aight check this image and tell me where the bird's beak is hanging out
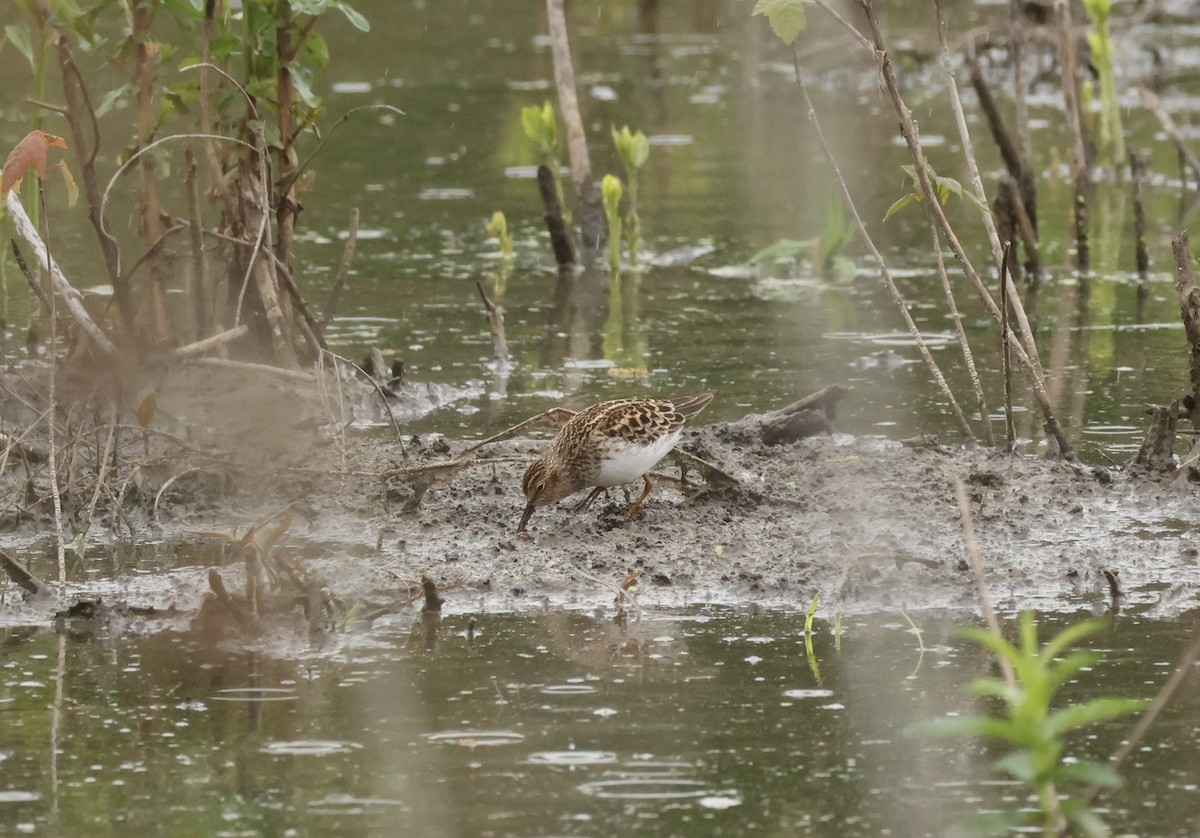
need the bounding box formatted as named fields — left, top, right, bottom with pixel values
left=517, top=501, right=536, bottom=533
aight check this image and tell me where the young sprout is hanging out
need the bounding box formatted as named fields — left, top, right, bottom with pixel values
left=484, top=210, right=513, bottom=259
left=522, top=102, right=566, bottom=217
left=611, top=125, right=649, bottom=264
left=601, top=173, right=623, bottom=273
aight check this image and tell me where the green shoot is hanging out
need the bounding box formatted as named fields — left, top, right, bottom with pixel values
left=804, top=591, right=822, bottom=684
left=1083, top=0, right=1125, bottom=165
left=522, top=101, right=566, bottom=220
left=484, top=210, right=513, bottom=258
left=601, top=174, right=623, bottom=273
left=611, top=125, right=649, bottom=265
left=910, top=612, right=1147, bottom=835
left=884, top=163, right=990, bottom=222
left=901, top=608, right=925, bottom=675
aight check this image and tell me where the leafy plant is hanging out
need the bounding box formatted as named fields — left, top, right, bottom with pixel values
left=748, top=0, right=812, bottom=46
left=750, top=190, right=856, bottom=282
left=8, top=0, right=372, bottom=363
left=884, top=163, right=990, bottom=222
left=522, top=101, right=566, bottom=218
left=601, top=174, right=623, bottom=273
left=611, top=125, right=649, bottom=264
left=1083, top=0, right=1125, bottom=166
left=912, top=612, right=1146, bottom=836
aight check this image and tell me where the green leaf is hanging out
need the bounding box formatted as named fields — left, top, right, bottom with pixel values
left=992, top=751, right=1036, bottom=783
left=883, top=192, right=919, bottom=222
left=751, top=0, right=808, bottom=46
left=829, top=255, right=857, bottom=284
left=301, top=30, right=330, bottom=69
left=750, top=239, right=811, bottom=263
left=1040, top=618, right=1107, bottom=660
left=4, top=24, right=34, bottom=69
left=905, top=714, right=1019, bottom=742
left=334, top=1, right=371, bottom=32
left=1058, top=759, right=1125, bottom=788
left=94, top=83, right=133, bottom=118
left=1046, top=697, right=1146, bottom=737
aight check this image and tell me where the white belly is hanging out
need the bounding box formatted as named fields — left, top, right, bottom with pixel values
left=593, top=430, right=682, bottom=487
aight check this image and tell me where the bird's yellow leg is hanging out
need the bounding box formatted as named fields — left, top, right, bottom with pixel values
left=573, top=486, right=606, bottom=513
left=624, top=475, right=653, bottom=520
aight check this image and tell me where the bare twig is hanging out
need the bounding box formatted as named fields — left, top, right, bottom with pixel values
left=953, top=478, right=1015, bottom=686
left=321, top=207, right=359, bottom=329
left=792, top=56, right=976, bottom=444
left=171, top=325, right=250, bottom=359
left=476, top=280, right=510, bottom=370
left=184, top=144, right=213, bottom=339
left=545, top=0, right=606, bottom=256
left=6, top=192, right=120, bottom=359
left=1130, top=152, right=1150, bottom=282
left=933, top=225, right=994, bottom=446
left=850, top=1, right=1072, bottom=457
left=1001, top=242, right=1016, bottom=452
left=1138, top=87, right=1200, bottom=188
left=0, top=546, right=51, bottom=597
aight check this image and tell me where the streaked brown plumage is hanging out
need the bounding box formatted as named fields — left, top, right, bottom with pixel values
left=518, top=391, right=715, bottom=532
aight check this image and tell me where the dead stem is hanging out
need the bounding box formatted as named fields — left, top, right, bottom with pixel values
left=850, top=1, right=1072, bottom=457
left=1139, top=87, right=1200, bottom=187
left=1054, top=0, right=1091, bottom=274
left=932, top=223, right=995, bottom=446
left=322, top=207, right=359, bottom=330
left=791, top=55, right=976, bottom=444
left=1001, top=243, right=1016, bottom=452
left=933, top=0, right=1005, bottom=265
left=953, top=478, right=1015, bottom=686
left=545, top=0, right=606, bottom=256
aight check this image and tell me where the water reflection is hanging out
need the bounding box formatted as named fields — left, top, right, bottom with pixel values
left=2, top=607, right=1199, bottom=835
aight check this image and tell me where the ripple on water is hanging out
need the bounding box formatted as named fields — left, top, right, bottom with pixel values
left=307, top=793, right=411, bottom=815
left=0, top=791, right=40, bottom=803
left=539, top=684, right=599, bottom=696
left=527, top=750, right=618, bottom=766
left=263, top=740, right=363, bottom=756
left=210, top=687, right=299, bottom=703
left=423, top=730, right=525, bottom=747
left=577, top=777, right=714, bottom=800
left=782, top=688, right=835, bottom=699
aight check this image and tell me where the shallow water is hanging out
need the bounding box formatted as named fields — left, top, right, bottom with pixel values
left=1, top=606, right=1198, bottom=836
left=0, top=2, right=1198, bottom=461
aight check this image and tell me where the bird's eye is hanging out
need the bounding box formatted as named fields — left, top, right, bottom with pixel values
left=536, top=482, right=546, bottom=494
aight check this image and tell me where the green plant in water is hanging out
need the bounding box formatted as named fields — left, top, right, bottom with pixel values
left=1083, top=0, right=1125, bottom=165
left=750, top=190, right=856, bottom=282
left=485, top=211, right=513, bottom=258
left=601, top=174, right=623, bottom=273
left=611, top=125, right=649, bottom=264
left=522, top=101, right=566, bottom=217
left=884, top=163, right=990, bottom=222
left=911, top=612, right=1146, bottom=836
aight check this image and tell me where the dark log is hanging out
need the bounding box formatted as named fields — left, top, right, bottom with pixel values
left=724, top=385, right=851, bottom=446
left=537, top=164, right=576, bottom=268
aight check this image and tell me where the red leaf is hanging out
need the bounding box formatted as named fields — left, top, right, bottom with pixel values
left=1, top=131, right=68, bottom=198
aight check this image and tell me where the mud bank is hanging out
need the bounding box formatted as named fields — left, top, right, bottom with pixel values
left=6, top=407, right=1200, bottom=626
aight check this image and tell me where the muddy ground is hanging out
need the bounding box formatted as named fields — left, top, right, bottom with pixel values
left=3, top=363, right=1200, bottom=626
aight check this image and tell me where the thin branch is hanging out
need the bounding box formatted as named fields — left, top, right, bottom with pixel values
left=5, top=191, right=120, bottom=359
left=954, top=478, right=1015, bottom=686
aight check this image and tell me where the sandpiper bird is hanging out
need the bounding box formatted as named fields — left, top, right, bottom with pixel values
left=517, top=390, right=715, bottom=532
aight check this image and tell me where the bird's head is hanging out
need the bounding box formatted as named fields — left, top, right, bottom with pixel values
left=517, top=457, right=580, bottom=532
